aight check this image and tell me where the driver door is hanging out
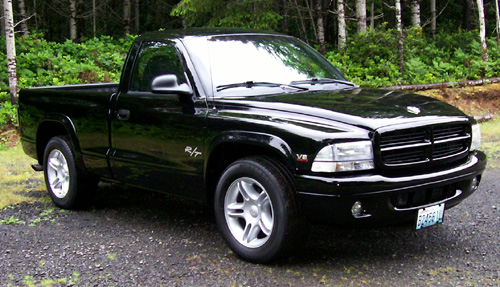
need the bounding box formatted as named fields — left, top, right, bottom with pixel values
left=110, top=41, right=207, bottom=199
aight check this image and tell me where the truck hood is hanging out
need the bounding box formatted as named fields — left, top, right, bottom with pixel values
left=215, top=88, right=470, bottom=131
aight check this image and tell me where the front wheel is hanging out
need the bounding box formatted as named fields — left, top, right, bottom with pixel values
left=214, top=157, right=307, bottom=263
left=43, top=136, right=97, bottom=209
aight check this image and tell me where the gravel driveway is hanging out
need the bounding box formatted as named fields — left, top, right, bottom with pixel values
left=1, top=168, right=498, bottom=286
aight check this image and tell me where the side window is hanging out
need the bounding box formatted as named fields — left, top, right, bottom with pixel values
left=129, top=41, right=187, bottom=92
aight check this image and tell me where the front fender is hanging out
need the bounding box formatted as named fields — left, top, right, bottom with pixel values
left=207, top=130, right=296, bottom=170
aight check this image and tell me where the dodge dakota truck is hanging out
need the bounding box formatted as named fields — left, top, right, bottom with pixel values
left=19, top=29, right=487, bottom=263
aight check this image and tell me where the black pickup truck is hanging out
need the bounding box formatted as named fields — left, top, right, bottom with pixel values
left=19, top=29, right=486, bottom=263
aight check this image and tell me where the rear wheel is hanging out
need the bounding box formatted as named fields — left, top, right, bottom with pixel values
left=43, top=136, right=97, bottom=209
left=214, top=157, right=307, bottom=263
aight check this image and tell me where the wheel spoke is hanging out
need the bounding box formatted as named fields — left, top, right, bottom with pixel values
left=257, top=192, right=269, bottom=207
left=237, top=181, right=251, bottom=201
left=48, top=157, right=60, bottom=170
left=259, top=218, right=272, bottom=236
left=226, top=202, right=245, bottom=218
left=243, top=222, right=261, bottom=244
left=239, top=180, right=260, bottom=201
left=51, top=178, right=61, bottom=189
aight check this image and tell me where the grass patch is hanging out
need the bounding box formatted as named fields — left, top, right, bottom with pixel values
left=0, top=144, right=45, bottom=209
left=480, top=118, right=500, bottom=168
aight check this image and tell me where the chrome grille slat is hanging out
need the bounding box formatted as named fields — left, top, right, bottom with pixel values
left=379, top=124, right=470, bottom=167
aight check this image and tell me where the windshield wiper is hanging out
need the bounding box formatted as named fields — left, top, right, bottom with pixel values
left=216, top=81, right=308, bottom=92
left=291, top=78, right=356, bottom=87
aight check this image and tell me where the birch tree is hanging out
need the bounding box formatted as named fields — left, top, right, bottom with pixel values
left=316, top=0, right=326, bottom=54
left=135, top=0, right=140, bottom=34
left=338, top=0, right=346, bottom=49
left=495, top=0, right=500, bottom=46
left=18, top=0, right=29, bottom=35
left=395, top=0, right=404, bottom=76
left=356, top=0, right=366, bottom=33
left=69, top=0, right=77, bottom=40
left=476, top=0, right=488, bottom=61
left=3, top=0, right=18, bottom=104
left=430, top=0, right=436, bottom=38
left=410, top=0, right=421, bottom=28
left=0, top=1, right=4, bottom=37
left=124, top=0, right=131, bottom=36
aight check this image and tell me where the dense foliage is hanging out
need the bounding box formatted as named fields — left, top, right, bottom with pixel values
left=328, top=27, right=500, bottom=87
left=0, top=33, right=135, bottom=91
left=0, top=92, right=16, bottom=127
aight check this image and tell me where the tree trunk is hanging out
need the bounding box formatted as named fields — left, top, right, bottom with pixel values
left=430, top=0, right=436, bottom=38
left=356, top=0, right=366, bottom=33
left=338, top=0, right=346, bottom=49
left=477, top=0, right=488, bottom=61
left=92, top=0, right=96, bottom=38
left=33, top=0, right=38, bottom=30
left=124, top=0, right=131, bottom=36
left=410, top=0, right=421, bottom=28
left=3, top=0, right=18, bottom=104
left=495, top=0, right=500, bottom=46
left=395, top=0, right=404, bottom=76
left=383, top=77, right=500, bottom=91
left=135, top=0, right=140, bottom=34
left=463, top=0, right=472, bottom=30
left=18, top=0, right=29, bottom=35
left=69, top=0, right=77, bottom=41
left=316, top=0, right=325, bottom=54
left=293, top=0, right=308, bottom=43
left=370, top=1, right=375, bottom=30
left=0, top=1, right=4, bottom=38
left=304, top=0, right=317, bottom=42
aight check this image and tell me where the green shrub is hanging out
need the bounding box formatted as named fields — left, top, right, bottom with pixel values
left=0, top=33, right=136, bottom=90
left=0, top=92, right=17, bottom=126
left=327, top=27, right=500, bottom=87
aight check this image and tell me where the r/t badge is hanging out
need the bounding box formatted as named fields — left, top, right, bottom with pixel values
left=185, top=146, right=202, bottom=157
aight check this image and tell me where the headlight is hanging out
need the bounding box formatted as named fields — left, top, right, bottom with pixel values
left=470, top=124, right=481, bottom=151
left=311, top=141, right=374, bottom=173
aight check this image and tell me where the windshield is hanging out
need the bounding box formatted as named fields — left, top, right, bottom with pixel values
left=206, top=34, right=350, bottom=97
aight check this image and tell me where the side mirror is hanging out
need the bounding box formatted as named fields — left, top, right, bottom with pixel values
left=151, top=74, right=192, bottom=95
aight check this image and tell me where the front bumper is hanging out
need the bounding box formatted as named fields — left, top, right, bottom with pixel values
left=295, top=151, right=487, bottom=226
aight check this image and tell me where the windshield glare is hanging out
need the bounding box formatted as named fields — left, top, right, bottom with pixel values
left=207, top=35, right=347, bottom=96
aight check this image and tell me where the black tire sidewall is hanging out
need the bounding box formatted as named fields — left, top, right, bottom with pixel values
left=214, top=158, right=293, bottom=263
left=43, top=136, right=79, bottom=209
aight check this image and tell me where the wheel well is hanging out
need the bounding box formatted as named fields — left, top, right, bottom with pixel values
left=205, top=142, right=293, bottom=206
left=36, top=122, right=69, bottom=164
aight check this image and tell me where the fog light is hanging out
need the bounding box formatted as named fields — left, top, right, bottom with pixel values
left=351, top=201, right=364, bottom=217
left=471, top=177, right=479, bottom=192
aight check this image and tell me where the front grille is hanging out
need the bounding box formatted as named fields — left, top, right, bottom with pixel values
left=379, top=124, right=470, bottom=167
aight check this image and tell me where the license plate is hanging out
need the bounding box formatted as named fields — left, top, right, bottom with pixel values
left=416, top=204, right=445, bottom=230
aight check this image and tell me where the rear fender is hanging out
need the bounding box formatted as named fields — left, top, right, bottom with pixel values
left=36, top=114, right=87, bottom=173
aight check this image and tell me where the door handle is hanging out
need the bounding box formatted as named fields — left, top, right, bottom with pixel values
left=116, top=109, right=130, bottom=121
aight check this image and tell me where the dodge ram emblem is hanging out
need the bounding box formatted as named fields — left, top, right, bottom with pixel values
left=407, top=106, right=421, bottom=115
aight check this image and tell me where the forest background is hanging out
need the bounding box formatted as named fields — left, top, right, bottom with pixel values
left=1, top=0, right=500, bottom=130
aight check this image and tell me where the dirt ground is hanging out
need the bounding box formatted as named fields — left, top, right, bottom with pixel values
left=0, top=124, right=18, bottom=148
left=415, top=83, right=500, bottom=117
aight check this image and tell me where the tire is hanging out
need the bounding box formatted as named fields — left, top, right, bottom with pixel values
left=214, top=157, right=307, bottom=263
left=43, top=136, right=97, bottom=209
